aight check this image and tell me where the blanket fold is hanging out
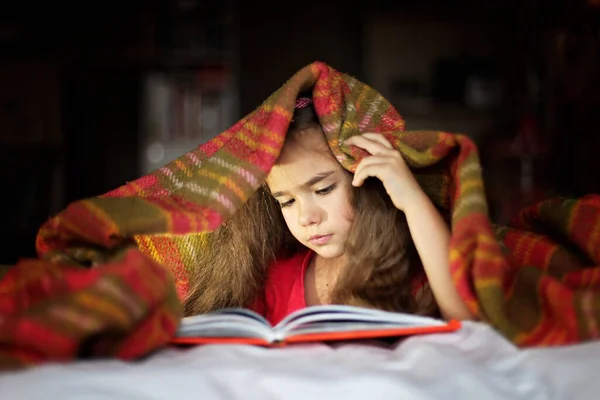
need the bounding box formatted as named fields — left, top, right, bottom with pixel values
left=1, top=61, right=599, bottom=370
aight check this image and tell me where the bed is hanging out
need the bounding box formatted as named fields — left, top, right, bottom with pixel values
left=1, top=321, right=598, bottom=399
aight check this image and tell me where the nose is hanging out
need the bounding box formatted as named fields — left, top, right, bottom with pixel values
left=298, top=201, right=322, bottom=227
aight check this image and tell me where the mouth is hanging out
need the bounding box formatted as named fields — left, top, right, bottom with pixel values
left=308, top=234, right=333, bottom=245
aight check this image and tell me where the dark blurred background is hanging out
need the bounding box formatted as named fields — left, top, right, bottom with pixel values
left=1, top=0, right=599, bottom=264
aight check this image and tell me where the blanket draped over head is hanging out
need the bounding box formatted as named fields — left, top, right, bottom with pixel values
left=1, top=61, right=599, bottom=370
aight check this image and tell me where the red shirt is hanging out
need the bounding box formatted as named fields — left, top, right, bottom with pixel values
left=251, top=250, right=313, bottom=326
left=251, top=250, right=428, bottom=326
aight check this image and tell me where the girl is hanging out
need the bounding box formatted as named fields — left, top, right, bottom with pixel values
left=184, top=96, right=474, bottom=324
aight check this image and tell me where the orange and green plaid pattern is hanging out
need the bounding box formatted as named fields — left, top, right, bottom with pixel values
left=1, top=62, right=599, bottom=370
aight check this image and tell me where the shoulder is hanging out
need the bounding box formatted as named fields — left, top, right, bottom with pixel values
left=268, top=249, right=311, bottom=279
left=264, top=249, right=312, bottom=296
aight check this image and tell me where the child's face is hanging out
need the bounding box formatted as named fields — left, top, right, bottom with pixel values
left=267, top=129, right=355, bottom=259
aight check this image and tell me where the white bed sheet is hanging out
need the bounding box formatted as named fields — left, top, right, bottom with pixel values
left=0, top=321, right=598, bottom=400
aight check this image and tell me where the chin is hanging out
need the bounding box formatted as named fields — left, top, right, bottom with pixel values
left=312, top=245, right=345, bottom=259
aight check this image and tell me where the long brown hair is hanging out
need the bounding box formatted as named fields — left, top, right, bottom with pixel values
left=184, top=98, right=437, bottom=317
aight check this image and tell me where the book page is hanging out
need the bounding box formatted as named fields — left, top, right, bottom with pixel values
left=274, top=305, right=446, bottom=338
left=211, top=308, right=272, bottom=325
left=176, top=308, right=274, bottom=340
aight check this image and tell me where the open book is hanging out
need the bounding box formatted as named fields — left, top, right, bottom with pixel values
left=170, top=305, right=461, bottom=346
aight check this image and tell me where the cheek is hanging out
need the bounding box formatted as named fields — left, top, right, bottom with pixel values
left=339, top=186, right=356, bottom=222
left=342, top=207, right=355, bottom=223
left=329, top=186, right=355, bottom=225
left=281, top=209, right=301, bottom=234
left=342, top=194, right=355, bottom=220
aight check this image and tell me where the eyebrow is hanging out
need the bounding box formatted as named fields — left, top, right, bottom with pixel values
left=271, top=170, right=336, bottom=198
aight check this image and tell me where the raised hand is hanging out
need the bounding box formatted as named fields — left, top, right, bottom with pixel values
left=345, top=133, right=425, bottom=212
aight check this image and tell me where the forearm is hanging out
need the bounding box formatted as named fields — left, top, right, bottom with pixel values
left=403, top=192, right=475, bottom=321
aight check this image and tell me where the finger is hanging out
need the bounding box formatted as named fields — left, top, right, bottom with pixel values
left=353, top=155, right=393, bottom=178
left=352, top=162, right=389, bottom=187
left=361, top=133, right=394, bottom=149
left=345, top=134, right=396, bottom=156
left=354, top=152, right=409, bottom=178
left=353, top=154, right=411, bottom=186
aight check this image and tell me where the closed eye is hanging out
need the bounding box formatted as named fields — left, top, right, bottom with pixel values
left=316, top=184, right=337, bottom=195
left=277, top=184, right=336, bottom=208
left=279, top=199, right=295, bottom=208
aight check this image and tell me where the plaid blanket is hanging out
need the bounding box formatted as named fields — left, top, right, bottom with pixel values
left=1, top=61, right=599, bottom=370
